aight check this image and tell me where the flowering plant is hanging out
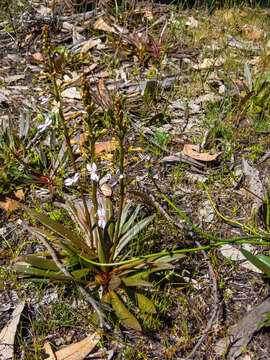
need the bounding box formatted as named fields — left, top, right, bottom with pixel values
left=13, top=25, right=186, bottom=332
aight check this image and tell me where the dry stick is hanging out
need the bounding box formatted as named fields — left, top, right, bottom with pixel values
left=133, top=190, right=185, bottom=231
left=24, top=224, right=110, bottom=330
left=184, top=240, right=219, bottom=360
left=132, top=190, right=219, bottom=358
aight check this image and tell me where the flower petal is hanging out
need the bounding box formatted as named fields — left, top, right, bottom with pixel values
left=91, top=173, right=99, bottom=182
left=64, top=178, right=73, bottom=186
left=98, top=219, right=106, bottom=229
left=73, top=173, right=80, bottom=183
left=86, top=163, right=92, bottom=172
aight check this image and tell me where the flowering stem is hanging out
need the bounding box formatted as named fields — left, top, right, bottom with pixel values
left=86, top=116, right=107, bottom=262
left=110, top=136, right=125, bottom=262
left=43, top=26, right=94, bottom=249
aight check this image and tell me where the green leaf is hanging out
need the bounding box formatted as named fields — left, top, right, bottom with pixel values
left=18, top=255, right=59, bottom=271
left=244, top=63, right=253, bottom=92
left=241, top=249, right=270, bottom=276
left=119, top=202, right=133, bottom=231
left=71, top=268, right=91, bottom=280
left=13, top=263, right=71, bottom=281
left=110, top=290, right=142, bottom=331
left=136, top=293, right=156, bottom=314
left=122, top=277, right=153, bottom=287
left=114, top=215, right=154, bottom=259
left=120, top=262, right=174, bottom=280
left=108, top=276, right=122, bottom=291
left=27, top=209, right=92, bottom=254
left=257, top=255, right=270, bottom=268
left=120, top=205, right=140, bottom=235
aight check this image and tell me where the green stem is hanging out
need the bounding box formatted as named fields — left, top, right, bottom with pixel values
left=87, top=123, right=106, bottom=260
left=47, top=52, right=94, bottom=249
left=109, top=136, right=125, bottom=262
left=79, top=237, right=270, bottom=267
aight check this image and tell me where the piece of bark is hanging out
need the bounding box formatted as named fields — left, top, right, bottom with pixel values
left=215, top=295, right=270, bottom=359
left=0, top=300, right=25, bottom=360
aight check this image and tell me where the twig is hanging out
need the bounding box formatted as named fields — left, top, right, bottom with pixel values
left=184, top=240, right=219, bottom=359
left=24, top=224, right=110, bottom=329
left=131, top=189, right=185, bottom=232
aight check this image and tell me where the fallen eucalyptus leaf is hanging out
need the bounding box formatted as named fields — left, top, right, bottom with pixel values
left=93, top=17, right=117, bottom=34
left=44, top=332, right=100, bottom=360
left=0, top=300, right=25, bottom=360
left=183, top=144, right=221, bottom=162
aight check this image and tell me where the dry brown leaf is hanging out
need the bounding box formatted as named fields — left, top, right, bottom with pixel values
left=80, top=39, right=101, bottom=55
left=0, top=190, right=24, bottom=213
left=193, top=57, right=224, bottom=70
left=246, top=29, right=265, bottom=40
left=0, top=301, right=25, bottom=360
left=100, top=184, right=112, bottom=197
left=33, top=52, right=44, bottom=62
left=14, top=189, right=24, bottom=201
left=183, top=144, right=221, bottom=162
left=62, top=87, right=81, bottom=100
left=44, top=342, right=56, bottom=360
left=239, top=11, right=248, bottom=17
left=134, top=7, right=153, bottom=20
left=95, top=140, right=116, bottom=155
left=95, top=71, right=110, bottom=78
left=25, top=33, right=33, bottom=42
left=223, top=10, right=233, bottom=21
left=98, top=78, right=106, bottom=100
left=44, top=333, right=101, bottom=360
left=93, top=17, right=117, bottom=34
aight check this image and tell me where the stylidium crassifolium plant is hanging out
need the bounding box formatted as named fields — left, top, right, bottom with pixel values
left=13, top=25, right=186, bottom=332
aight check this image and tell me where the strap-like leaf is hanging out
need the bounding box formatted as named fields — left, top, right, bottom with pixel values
left=257, top=255, right=270, bottom=268
left=13, top=263, right=72, bottom=281
left=114, top=215, right=154, bottom=259
left=18, top=255, right=59, bottom=271
left=120, top=205, right=140, bottom=235
left=109, top=276, right=122, bottom=291
left=110, top=290, right=142, bottom=331
left=26, top=209, right=91, bottom=253
left=119, top=202, right=133, bottom=231
left=241, top=249, right=270, bottom=276
left=136, top=293, right=156, bottom=314
left=244, top=63, right=253, bottom=92
left=122, top=277, right=153, bottom=287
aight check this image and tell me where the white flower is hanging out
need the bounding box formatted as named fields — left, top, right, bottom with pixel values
left=64, top=173, right=80, bottom=186
left=97, top=208, right=106, bottom=229
left=115, top=169, right=124, bottom=180
left=40, top=95, right=51, bottom=105
left=37, top=117, right=52, bottom=133
left=86, top=163, right=99, bottom=182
